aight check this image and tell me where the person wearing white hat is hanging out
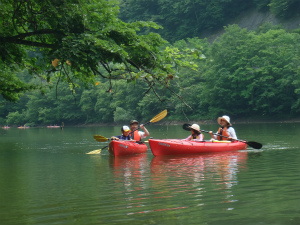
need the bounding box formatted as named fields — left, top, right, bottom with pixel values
left=111, top=125, right=132, bottom=140
left=184, top=124, right=204, bottom=141
left=209, top=115, right=237, bottom=140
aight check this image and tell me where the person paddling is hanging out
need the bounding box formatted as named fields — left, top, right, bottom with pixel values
left=111, top=126, right=132, bottom=140
left=129, top=120, right=149, bottom=141
left=209, top=115, right=237, bottom=141
left=184, top=124, right=204, bottom=141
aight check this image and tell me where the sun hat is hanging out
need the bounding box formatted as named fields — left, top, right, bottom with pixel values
left=189, top=124, right=200, bottom=132
left=217, top=115, right=231, bottom=126
left=122, top=125, right=130, bottom=132
left=130, top=120, right=139, bottom=125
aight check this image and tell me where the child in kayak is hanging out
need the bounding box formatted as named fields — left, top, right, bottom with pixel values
left=184, top=124, right=204, bottom=141
left=111, top=125, right=132, bottom=140
left=209, top=115, right=237, bottom=140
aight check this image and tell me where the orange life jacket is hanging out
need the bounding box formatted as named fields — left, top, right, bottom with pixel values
left=217, top=127, right=230, bottom=140
left=131, top=130, right=141, bottom=141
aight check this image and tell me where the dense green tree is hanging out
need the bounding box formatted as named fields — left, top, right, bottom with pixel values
left=0, top=0, right=201, bottom=103
left=1, top=0, right=299, bottom=125
left=120, top=0, right=254, bottom=42
left=0, top=67, right=35, bottom=102
left=269, top=0, right=300, bottom=19
left=199, top=25, right=300, bottom=118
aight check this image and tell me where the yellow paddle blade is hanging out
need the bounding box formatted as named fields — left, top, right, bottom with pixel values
left=86, top=149, right=102, bottom=154
left=150, top=109, right=167, bottom=123
left=93, top=135, right=109, bottom=142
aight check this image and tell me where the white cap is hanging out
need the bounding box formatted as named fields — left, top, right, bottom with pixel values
left=122, top=125, right=130, bottom=132
left=218, top=115, right=231, bottom=126
left=189, top=124, right=200, bottom=132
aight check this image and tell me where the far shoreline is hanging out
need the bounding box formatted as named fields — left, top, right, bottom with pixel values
left=73, top=118, right=300, bottom=127
left=3, top=118, right=299, bottom=128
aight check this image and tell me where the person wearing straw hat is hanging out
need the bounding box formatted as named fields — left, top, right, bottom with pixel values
left=129, top=120, right=149, bottom=141
left=111, top=125, right=132, bottom=140
left=209, top=115, right=237, bottom=141
left=184, top=124, right=204, bottom=141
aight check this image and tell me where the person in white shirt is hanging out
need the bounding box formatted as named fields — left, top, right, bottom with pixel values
left=209, top=115, right=237, bottom=141
left=129, top=120, right=149, bottom=141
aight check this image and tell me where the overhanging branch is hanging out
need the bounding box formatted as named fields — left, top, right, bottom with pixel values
left=0, top=38, right=55, bottom=48
left=0, top=29, right=64, bottom=48
left=11, top=29, right=64, bottom=39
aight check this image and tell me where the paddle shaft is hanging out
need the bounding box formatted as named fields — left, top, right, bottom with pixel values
left=86, top=140, right=148, bottom=154
left=182, top=123, right=262, bottom=149
left=205, top=129, right=262, bottom=149
left=129, top=109, right=167, bottom=134
left=200, top=129, right=242, bottom=142
left=129, top=119, right=153, bottom=134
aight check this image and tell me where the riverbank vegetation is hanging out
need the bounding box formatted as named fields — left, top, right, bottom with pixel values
left=1, top=0, right=299, bottom=126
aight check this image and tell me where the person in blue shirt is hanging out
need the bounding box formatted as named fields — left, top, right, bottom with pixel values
left=111, top=125, right=132, bottom=140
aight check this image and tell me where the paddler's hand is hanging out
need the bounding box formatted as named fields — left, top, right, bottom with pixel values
left=111, top=137, right=119, bottom=140
left=139, top=124, right=150, bottom=137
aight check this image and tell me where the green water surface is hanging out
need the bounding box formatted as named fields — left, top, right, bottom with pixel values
left=0, top=123, right=299, bottom=225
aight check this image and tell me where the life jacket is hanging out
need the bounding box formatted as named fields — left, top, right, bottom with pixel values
left=190, top=134, right=204, bottom=140
left=131, top=130, right=141, bottom=141
left=217, top=127, right=230, bottom=140
left=119, top=135, right=131, bottom=140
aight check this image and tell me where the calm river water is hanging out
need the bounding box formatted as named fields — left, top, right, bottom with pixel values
left=0, top=123, right=299, bottom=225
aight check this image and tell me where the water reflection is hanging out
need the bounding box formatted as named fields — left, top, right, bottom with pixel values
left=1, top=125, right=299, bottom=224
left=151, top=151, right=248, bottom=180
left=107, top=151, right=249, bottom=216
left=150, top=151, right=249, bottom=211
left=109, top=154, right=148, bottom=191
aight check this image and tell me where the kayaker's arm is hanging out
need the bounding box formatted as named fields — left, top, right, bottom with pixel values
left=111, top=136, right=120, bottom=140
left=209, top=131, right=215, bottom=139
left=209, top=130, right=235, bottom=141
left=140, top=124, right=149, bottom=137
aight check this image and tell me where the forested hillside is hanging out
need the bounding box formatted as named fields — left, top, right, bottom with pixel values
left=119, top=0, right=300, bottom=42
left=1, top=0, right=299, bottom=126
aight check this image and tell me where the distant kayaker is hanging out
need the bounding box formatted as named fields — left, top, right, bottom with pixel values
left=209, top=115, right=237, bottom=141
left=111, top=125, right=132, bottom=140
left=129, top=120, right=149, bottom=141
left=184, top=124, right=204, bottom=141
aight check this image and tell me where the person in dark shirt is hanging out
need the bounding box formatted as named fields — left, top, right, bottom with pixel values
left=111, top=125, right=132, bottom=140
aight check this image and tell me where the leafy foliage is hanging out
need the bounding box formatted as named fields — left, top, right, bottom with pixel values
left=199, top=25, right=300, bottom=117
left=0, top=0, right=201, bottom=103
left=119, top=0, right=254, bottom=42
left=269, top=0, right=300, bottom=19
left=1, top=1, right=299, bottom=125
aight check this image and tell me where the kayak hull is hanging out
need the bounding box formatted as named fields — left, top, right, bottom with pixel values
left=149, top=139, right=247, bottom=156
left=108, top=140, right=148, bottom=156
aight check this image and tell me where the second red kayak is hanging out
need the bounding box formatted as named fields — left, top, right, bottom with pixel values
left=108, top=140, right=148, bottom=156
left=149, top=139, right=247, bottom=156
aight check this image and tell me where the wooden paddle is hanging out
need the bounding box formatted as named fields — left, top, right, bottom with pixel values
left=86, top=110, right=168, bottom=154
left=182, top=123, right=262, bottom=149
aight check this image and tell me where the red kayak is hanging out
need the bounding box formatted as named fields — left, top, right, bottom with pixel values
left=149, top=139, right=247, bottom=156
left=108, top=140, right=148, bottom=156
